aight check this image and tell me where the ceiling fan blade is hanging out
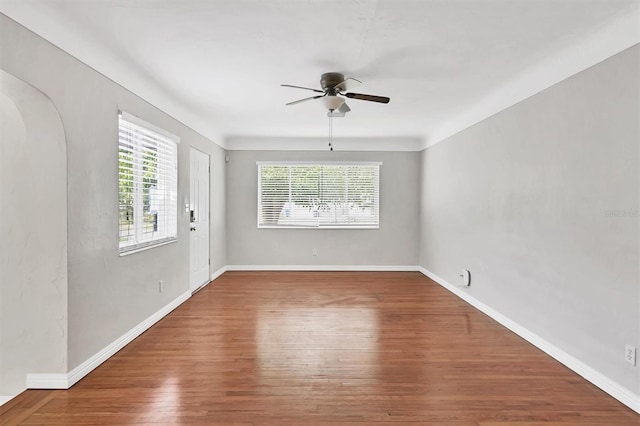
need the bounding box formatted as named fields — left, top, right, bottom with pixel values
left=281, top=84, right=324, bottom=93
left=344, top=92, right=390, bottom=103
left=285, top=94, right=324, bottom=106
left=335, top=77, right=362, bottom=92
left=338, top=102, right=351, bottom=113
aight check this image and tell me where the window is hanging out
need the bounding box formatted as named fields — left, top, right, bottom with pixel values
left=257, top=162, right=380, bottom=229
left=118, top=111, right=179, bottom=254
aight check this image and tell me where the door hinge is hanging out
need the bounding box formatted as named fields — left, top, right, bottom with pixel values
left=208, top=258, right=211, bottom=265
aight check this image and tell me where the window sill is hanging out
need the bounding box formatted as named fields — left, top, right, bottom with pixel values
left=119, top=238, right=177, bottom=256
left=258, top=225, right=379, bottom=230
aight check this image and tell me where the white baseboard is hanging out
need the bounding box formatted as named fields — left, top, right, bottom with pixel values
left=66, top=290, right=191, bottom=388
left=24, top=266, right=637, bottom=414
left=27, top=290, right=192, bottom=390
left=418, top=267, right=640, bottom=415
left=0, top=395, right=14, bottom=406
left=226, top=264, right=420, bottom=271
left=26, top=373, right=68, bottom=389
left=210, top=265, right=227, bottom=282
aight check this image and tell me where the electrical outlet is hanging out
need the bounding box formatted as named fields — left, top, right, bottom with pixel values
left=312, top=248, right=317, bottom=256
left=459, top=270, right=471, bottom=287
left=625, top=345, right=636, bottom=366
left=159, top=280, right=163, bottom=293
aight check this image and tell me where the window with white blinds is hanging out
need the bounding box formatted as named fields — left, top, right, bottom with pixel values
left=257, top=162, right=380, bottom=229
left=118, top=111, right=179, bottom=254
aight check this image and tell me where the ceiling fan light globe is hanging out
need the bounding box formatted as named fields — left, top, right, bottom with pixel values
left=322, top=95, right=345, bottom=111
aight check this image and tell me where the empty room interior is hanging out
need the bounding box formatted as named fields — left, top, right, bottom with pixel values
left=0, top=0, right=639, bottom=424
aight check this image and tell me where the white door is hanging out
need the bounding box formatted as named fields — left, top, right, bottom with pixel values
left=189, top=147, right=210, bottom=292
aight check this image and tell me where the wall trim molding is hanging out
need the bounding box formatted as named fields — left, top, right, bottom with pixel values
left=65, top=290, right=192, bottom=388
left=25, top=267, right=224, bottom=392
left=22, top=267, right=639, bottom=415
left=0, top=395, right=14, bottom=407
left=418, top=266, right=640, bottom=415
left=0, top=5, right=226, bottom=149
left=210, top=265, right=228, bottom=282
left=226, top=264, right=420, bottom=272
left=27, top=290, right=192, bottom=390
left=6, top=3, right=636, bottom=153
left=25, top=373, right=68, bottom=389
left=225, top=136, right=424, bottom=151
left=424, top=6, right=640, bottom=149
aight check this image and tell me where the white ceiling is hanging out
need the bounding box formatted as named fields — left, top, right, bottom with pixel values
left=1, top=0, right=639, bottom=150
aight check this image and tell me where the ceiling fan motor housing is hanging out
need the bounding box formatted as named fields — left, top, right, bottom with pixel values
left=321, top=72, right=345, bottom=94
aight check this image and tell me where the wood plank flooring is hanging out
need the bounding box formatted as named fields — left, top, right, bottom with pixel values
left=1, top=271, right=638, bottom=425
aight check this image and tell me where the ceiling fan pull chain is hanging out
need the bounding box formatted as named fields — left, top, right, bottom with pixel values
left=329, top=115, right=334, bottom=151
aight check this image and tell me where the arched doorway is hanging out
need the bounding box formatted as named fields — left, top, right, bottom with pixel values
left=0, top=70, right=68, bottom=402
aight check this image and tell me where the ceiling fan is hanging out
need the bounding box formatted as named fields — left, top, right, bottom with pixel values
left=282, top=72, right=390, bottom=117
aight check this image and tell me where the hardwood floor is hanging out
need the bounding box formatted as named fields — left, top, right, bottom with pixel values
left=1, top=271, right=638, bottom=425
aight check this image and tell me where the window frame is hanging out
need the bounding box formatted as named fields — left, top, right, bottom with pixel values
left=118, top=110, right=180, bottom=255
left=256, top=161, right=381, bottom=230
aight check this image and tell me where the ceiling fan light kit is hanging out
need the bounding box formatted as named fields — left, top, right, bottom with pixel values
left=322, top=95, right=345, bottom=111
left=328, top=102, right=351, bottom=118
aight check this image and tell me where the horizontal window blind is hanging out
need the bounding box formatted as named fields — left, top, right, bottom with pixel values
left=258, top=162, right=380, bottom=229
left=118, top=111, right=179, bottom=254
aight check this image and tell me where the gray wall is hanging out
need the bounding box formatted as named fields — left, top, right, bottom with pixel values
left=419, top=45, right=640, bottom=394
left=227, top=150, right=420, bottom=267
left=0, top=14, right=226, bottom=371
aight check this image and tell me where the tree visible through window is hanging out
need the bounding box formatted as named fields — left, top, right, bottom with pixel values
left=118, top=112, right=179, bottom=254
left=258, top=163, right=380, bottom=228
